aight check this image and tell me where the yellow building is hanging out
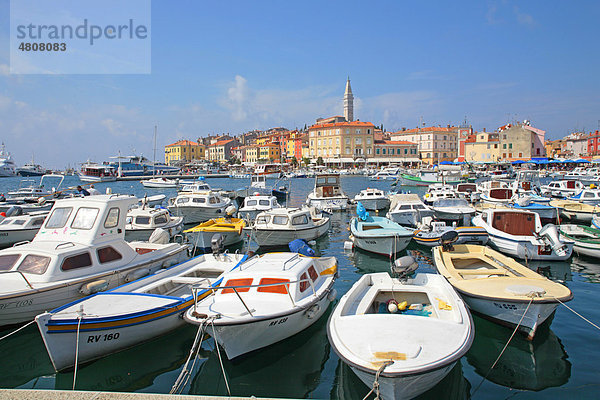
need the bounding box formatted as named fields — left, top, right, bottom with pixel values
left=164, top=140, right=204, bottom=165
left=259, top=144, right=280, bottom=161
left=390, top=126, right=458, bottom=165
left=246, top=146, right=259, bottom=163
left=464, top=131, right=500, bottom=163
left=308, top=120, right=375, bottom=161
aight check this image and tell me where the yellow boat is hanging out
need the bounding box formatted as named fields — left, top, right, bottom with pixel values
left=549, top=199, right=600, bottom=223
left=433, top=243, right=572, bottom=339
left=184, top=218, right=246, bottom=250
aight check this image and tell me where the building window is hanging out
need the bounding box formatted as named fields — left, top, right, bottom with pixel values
left=366, top=138, right=371, bottom=145
left=509, top=143, right=513, bottom=149
left=376, top=148, right=380, bottom=155
left=345, top=147, right=351, bottom=154
left=382, top=148, right=386, bottom=154
left=355, top=138, right=362, bottom=145
left=367, top=148, right=372, bottom=155
left=503, top=144, right=506, bottom=149
left=519, top=152, right=523, bottom=157
left=345, top=138, right=350, bottom=145
left=404, top=148, right=407, bottom=154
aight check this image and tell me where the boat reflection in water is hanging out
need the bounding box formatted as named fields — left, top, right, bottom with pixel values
left=190, top=308, right=331, bottom=398
left=527, top=260, right=573, bottom=283
left=350, top=244, right=435, bottom=275
left=55, top=325, right=197, bottom=392
left=332, top=357, right=471, bottom=400
left=0, top=324, right=54, bottom=388
left=466, top=315, right=571, bottom=391
left=571, top=255, right=600, bottom=283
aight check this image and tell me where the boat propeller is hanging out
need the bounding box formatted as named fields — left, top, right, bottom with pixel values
left=439, top=230, right=459, bottom=251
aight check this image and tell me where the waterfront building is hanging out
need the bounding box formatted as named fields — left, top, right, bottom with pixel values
left=390, top=126, right=458, bottom=165
left=207, top=139, right=240, bottom=162
left=373, top=140, right=419, bottom=163
left=164, top=139, right=205, bottom=165
left=308, top=120, right=375, bottom=162
left=497, top=121, right=546, bottom=161
left=464, top=130, right=500, bottom=163
left=259, top=143, right=281, bottom=162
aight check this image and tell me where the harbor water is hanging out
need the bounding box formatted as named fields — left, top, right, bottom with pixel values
left=0, top=175, right=599, bottom=399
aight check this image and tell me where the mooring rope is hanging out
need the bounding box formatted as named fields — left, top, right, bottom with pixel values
left=72, top=315, right=83, bottom=391
left=362, top=360, right=394, bottom=400
left=0, top=320, right=35, bottom=342
left=211, top=319, right=231, bottom=397
left=554, top=297, right=600, bottom=332
left=170, top=321, right=206, bottom=394
left=471, top=296, right=534, bottom=396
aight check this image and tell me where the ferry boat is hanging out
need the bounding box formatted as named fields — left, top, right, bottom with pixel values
left=254, top=163, right=282, bottom=178
left=78, top=161, right=117, bottom=182
left=109, top=154, right=180, bottom=177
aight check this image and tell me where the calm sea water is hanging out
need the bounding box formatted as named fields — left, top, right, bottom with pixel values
left=0, top=175, right=599, bottom=399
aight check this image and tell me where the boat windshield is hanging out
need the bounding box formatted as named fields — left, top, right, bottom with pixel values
left=433, top=199, right=469, bottom=207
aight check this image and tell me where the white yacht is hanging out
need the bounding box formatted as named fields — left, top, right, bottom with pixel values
left=423, top=183, right=458, bottom=206
left=167, top=190, right=233, bottom=224
left=238, top=193, right=281, bottom=221
left=540, top=180, right=585, bottom=198
left=125, top=206, right=184, bottom=242
left=0, top=210, right=48, bottom=248
left=0, top=194, right=189, bottom=326
left=387, top=194, right=434, bottom=227
left=306, top=174, right=349, bottom=211
left=0, top=143, right=17, bottom=177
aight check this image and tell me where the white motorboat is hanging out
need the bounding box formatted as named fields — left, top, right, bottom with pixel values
left=167, top=190, right=233, bottom=225
left=368, top=168, right=400, bottom=181
left=350, top=203, right=412, bottom=257
left=564, top=167, right=599, bottom=186
left=433, top=243, right=572, bottom=339
left=473, top=209, right=573, bottom=261
left=306, top=174, right=349, bottom=211
left=431, top=198, right=475, bottom=223
left=328, top=270, right=473, bottom=400
left=141, top=177, right=179, bottom=188
left=540, top=180, right=585, bottom=198
left=138, top=194, right=166, bottom=208
left=0, top=143, right=17, bottom=177
left=179, top=181, right=212, bottom=193
left=0, top=194, right=189, bottom=326
left=125, top=206, right=184, bottom=242
left=238, top=193, right=281, bottom=221
left=36, top=252, right=247, bottom=371
left=423, top=183, right=458, bottom=206
left=455, top=183, right=480, bottom=203
left=78, top=161, right=116, bottom=182
left=184, top=252, right=337, bottom=359
left=243, top=207, right=330, bottom=248
left=550, top=199, right=599, bottom=223
left=6, top=174, right=65, bottom=202
left=568, top=188, right=600, bottom=206
left=353, top=188, right=390, bottom=211
left=0, top=210, right=48, bottom=248
left=184, top=211, right=245, bottom=252
left=413, top=219, right=488, bottom=247
left=386, top=194, right=434, bottom=228
left=559, top=224, right=600, bottom=259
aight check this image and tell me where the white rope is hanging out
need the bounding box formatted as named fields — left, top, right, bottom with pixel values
left=170, top=321, right=206, bottom=394
left=362, top=360, right=393, bottom=400
left=555, top=297, right=600, bottom=332
left=211, top=320, right=231, bottom=397
left=471, top=297, right=534, bottom=396
left=0, top=320, right=35, bottom=341
left=72, top=316, right=82, bottom=390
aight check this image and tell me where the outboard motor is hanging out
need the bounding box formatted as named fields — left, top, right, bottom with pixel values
left=5, top=205, right=23, bottom=217
left=225, top=205, right=237, bottom=220
left=392, top=256, right=418, bottom=280
left=539, top=224, right=569, bottom=257
left=211, top=233, right=225, bottom=255
left=516, top=195, right=532, bottom=207
left=439, top=230, right=459, bottom=252
left=149, top=228, right=170, bottom=244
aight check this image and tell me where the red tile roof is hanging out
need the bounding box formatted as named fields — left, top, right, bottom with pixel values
left=392, top=126, right=458, bottom=134
left=209, top=139, right=235, bottom=147
left=375, top=140, right=417, bottom=145
left=309, top=121, right=375, bottom=129
left=165, top=139, right=199, bottom=147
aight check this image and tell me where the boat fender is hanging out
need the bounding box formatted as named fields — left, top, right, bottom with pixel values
left=305, top=304, right=321, bottom=319
left=397, top=300, right=408, bottom=311
left=79, top=279, right=108, bottom=295
left=327, top=288, right=337, bottom=302
left=387, top=299, right=399, bottom=313
left=125, top=268, right=151, bottom=282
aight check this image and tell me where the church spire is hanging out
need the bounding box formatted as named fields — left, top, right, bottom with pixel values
left=344, top=77, right=354, bottom=122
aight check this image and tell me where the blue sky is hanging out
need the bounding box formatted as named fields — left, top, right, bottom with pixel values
left=0, top=0, right=599, bottom=168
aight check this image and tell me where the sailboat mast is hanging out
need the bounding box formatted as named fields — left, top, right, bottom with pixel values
left=153, top=125, right=157, bottom=177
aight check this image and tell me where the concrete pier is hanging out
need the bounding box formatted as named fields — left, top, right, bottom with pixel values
left=0, top=389, right=274, bottom=400
left=116, top=174, right=229, bottom=181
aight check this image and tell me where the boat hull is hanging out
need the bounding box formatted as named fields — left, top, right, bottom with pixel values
left=124, top=222, right=183, bottom=242
left=388, top=209, right=435, bottom=228
left=243, top=219, right=330, bottom=247
left=0, top=248, right=188, bottom=326
left=352, top=362, right=456, bottom=400
left=185, top=230, right=243, bottom=251
left=352, top=234, right=412, bottom=257
left=168, top=205, right=229, bottom=225
left=414, top=227, right=489, bottom=247
left=354, top=198, right=390, bottom=211
left=306, top=196, right=349, bottom=211
left=208, top=291, right=332, bottom=360
left=487, top=233, right=573, bottom=261
left=0, top=228, right=39, bottom=248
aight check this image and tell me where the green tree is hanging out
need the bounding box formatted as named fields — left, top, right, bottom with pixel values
left=302, top=157, right=310, bottom=166
left=291, top=156, right=298, bottom=167
left=316, top=156, right=324, bottom=166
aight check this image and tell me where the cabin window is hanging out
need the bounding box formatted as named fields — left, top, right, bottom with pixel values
left=71, top=208, right=99, bottom=230
left=177, top=198, right=190, bottom=204
left=584, top=192, right=595, bottom=198
left=317, top=178, right=326, bottom=184
left=46, top=207, right=73, bottom=229
left=256, top=215, right=270, bottom=224
left=222, top=278, right=252, bottom=294
left=209, top=197, right=218, bottom=204
left=193, top=197, right=206, bottom=204
left=17, top=254, right=51, bottom=275
left=154, top=214, right=168, bottom=224
left=61, top=252, right=93, bottom=271
left=246, top=200, right=257, bottom=206
left=292, top=214, right=309, bottom=225
left=104, top=208, right=120, bottom=228
left=135, top=216, right=151, bottom=225
left=308, top=266, right=318, bottom=281
left=327, top=177, right=338, bottom=184
left=12, top=219, right=25, bottom=225
left=257, top=278, right=290, bottom=294
left=259, top=200, right=270, bottom=206
left=97, top=246, right=123, bottom=263
left=0, top=254, right=21, bottom=271
left=299, top=272, right=309, bottom=292
left=398, top=205, right=411, bottom=210
left=272, top=216, right=288, bottom=225
left=31, top=218, right=45, bottom=226
left=0, top=219, right=10, bottom=225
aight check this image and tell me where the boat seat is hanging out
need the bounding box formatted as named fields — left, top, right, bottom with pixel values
left=458, top=268, right=507, bottom=275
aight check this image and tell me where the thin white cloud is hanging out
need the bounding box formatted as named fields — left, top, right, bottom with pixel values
left=514, top=6, right=536, bottom=27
